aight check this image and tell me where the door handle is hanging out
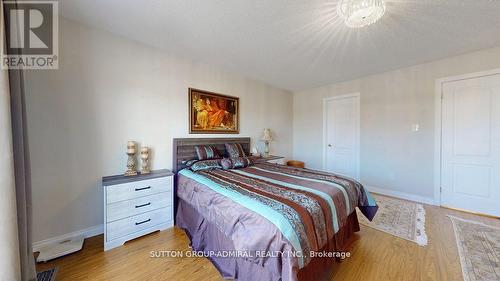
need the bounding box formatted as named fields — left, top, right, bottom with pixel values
left=328, top=144, right=332, bottom=147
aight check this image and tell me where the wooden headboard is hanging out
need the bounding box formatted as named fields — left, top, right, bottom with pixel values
left=172, top=137, right=251, bottom=173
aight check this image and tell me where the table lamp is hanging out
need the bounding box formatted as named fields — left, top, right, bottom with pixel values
left=261, top=128, right=273, bottom=157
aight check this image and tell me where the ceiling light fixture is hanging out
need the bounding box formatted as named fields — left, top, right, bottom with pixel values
left=338, top=0, right=386, bottom=28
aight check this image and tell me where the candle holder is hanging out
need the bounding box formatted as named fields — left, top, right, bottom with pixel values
left=125, top=141, right=138, bottom=176
left=140, top=147, right=151, bottom=174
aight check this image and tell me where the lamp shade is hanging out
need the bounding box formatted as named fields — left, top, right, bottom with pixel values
left=261, top=128, right=273, bottom=141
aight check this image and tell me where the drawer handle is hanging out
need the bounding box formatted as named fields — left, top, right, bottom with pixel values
left=135, top=219, right=151, bottom=225
left=135, top=202, right=151, bottom=208
left=135, top=186, right=151, bottom=191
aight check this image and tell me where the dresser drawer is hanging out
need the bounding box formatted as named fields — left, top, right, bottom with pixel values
left=106, top=176, right=172, bottom=204
left=106, top=207, right=172, bottom=241
left=106, top=192, right=172, bottom=222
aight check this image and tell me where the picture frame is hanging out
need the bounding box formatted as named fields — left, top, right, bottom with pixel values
left=189, top=88, right=240, bottom=134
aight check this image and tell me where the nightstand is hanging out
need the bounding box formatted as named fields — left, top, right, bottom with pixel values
left=251, top=155, right=285, bottom=165
left=102, top=169, right=174, bottom=251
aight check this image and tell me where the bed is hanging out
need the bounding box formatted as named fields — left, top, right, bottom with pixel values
left=173, top=137, right=378, bottom=281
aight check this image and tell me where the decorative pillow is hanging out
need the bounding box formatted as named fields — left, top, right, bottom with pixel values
left=221, top=157, right=254, bottom=170
left=224, top=143, right=246, bottom=158
left=190, top=159, right=222, bottom=172
left=181, top=159, right=199, bottom=168
left=194, top=145, right=221, bottom=160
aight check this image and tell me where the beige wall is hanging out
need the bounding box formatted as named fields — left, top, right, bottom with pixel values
left=25, top=18, right=293, bottom=243
left=293, top=46, right=500, bottom=202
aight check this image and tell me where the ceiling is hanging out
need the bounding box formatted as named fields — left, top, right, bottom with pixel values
left=60, top=0, right=500, bottom=91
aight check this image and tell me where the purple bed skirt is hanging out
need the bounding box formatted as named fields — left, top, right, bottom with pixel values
left=176, top=198, right=360, bottom=281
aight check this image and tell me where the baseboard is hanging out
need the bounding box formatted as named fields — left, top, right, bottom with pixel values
left=366, top=185, right=438, bottom=206
left=33, top=224, right=103, bottom=253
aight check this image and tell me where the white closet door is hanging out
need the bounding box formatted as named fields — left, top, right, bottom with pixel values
left=324, top=94, right=360, bottom=180
left=441, top=74, right=500, bottom=216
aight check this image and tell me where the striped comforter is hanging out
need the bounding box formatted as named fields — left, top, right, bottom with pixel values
left=178, top=163, right=378, bottom=268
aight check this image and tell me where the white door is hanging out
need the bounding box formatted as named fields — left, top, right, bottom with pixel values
left=441, top=74, right=500, bottom=216
left=323, top=94, right=360, bottom=180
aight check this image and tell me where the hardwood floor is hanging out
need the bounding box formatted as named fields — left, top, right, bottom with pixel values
left=36, top=204, right=500, bottom=281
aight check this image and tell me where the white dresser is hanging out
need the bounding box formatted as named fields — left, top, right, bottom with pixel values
left=102, top=169, right=174, bottom=251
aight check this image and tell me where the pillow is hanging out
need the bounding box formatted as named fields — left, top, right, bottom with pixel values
left=221, top=157, right=254, bottom=170
left=181, top=159, right=199, bottom=168
left=190, top=159, right=222, bottom=172
left=225, top=143, right=246, bottom=158
left=194, top=145, right=221, bottom=160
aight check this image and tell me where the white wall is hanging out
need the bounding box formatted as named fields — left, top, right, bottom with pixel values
left=294, top=46, right=500, bottom=202
left=25, top=17, right=293, bottom=243
left=26, top=16, right=500, bottom=244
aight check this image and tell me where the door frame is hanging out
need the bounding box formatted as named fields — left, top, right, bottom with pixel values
left=322, top=93, right=360, bottom=180
left=434, top=68, right=500, bottom=206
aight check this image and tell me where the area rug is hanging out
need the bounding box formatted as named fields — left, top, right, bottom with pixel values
left=356, top=194, right=428, bottom=246
left=448, top=215, right=500, bottom=281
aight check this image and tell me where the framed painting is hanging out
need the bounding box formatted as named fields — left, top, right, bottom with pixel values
left=189, top=88, right=240, bottom=134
